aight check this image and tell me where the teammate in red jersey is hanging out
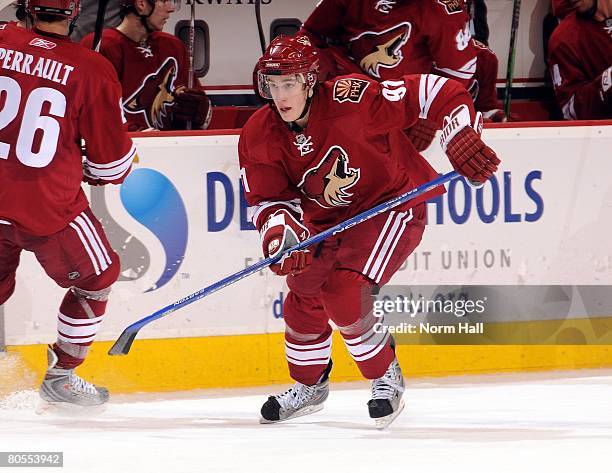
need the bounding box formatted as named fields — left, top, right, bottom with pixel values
left=81, top=0, right=211, bottom=131
left=547, top=0, right=611, bottom=119
left=0, top=0, right=136, bottom=406
left=239, top=35, right=500, bottom=428
left=300, top=0, right=505, bottom=154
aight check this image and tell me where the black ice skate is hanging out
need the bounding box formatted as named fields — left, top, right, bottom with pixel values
left=39, top=346, right=109, bottom=407
left=260, top=360, right=332, bottom=424
left=368, top=357, right=405, bottom=429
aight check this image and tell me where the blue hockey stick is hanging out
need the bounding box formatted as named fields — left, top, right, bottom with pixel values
left=108, top=171, right=460, bottom=355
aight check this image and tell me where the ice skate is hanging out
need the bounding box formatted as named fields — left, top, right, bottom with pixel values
left=39, top=346, right=109, bottom=407
left=260, top=361, right=332, bottom=423
left=368, top=357, right=405, bottom=429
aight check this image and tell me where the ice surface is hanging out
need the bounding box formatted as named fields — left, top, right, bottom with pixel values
left=1, top=370, right=611, bottom=473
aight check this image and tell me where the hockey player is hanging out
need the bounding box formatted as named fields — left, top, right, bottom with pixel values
left=80, top=0, right=211, bottom=131
left=239, top=35, right=500, bottom=428
left=0, top=0, right=136, bottom=406
left=547, top=0, right=611, bottom=119
left=299, top=0, right=506, bottom=153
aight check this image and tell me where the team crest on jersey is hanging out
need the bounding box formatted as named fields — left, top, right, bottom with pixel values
left=437, top=0, right=463, bottom=15
left=298, top=146, right=361, bottom=209
left=124, top=57, right=178, bottom=129
left=349, top=22, right=412, bottom=79
left=333, top=78, right=370, bottom=104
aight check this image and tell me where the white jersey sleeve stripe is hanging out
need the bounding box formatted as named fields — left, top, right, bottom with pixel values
left=86, top=144, right=136, bottom=170
left=423, top=75, right=448, bottom=119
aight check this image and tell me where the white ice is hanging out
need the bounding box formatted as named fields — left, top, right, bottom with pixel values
left=1, top=370, right=611, bottom=473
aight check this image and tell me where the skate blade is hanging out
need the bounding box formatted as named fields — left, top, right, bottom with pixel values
left=36, top=399, right=108, bottom=417
left=373, top=399, right=405, bottom=430
left=259, top=403, right=324, bottom=424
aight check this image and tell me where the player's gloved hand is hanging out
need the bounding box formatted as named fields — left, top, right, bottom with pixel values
left=173, top=86, right=212, bottom=129
left=441, top=105, right=500, bottom=185
left=260, top=209, right=312, bottom=276
left=82, top=162, right=104, bottom=186
left=405, top=118, right=438, bottom=152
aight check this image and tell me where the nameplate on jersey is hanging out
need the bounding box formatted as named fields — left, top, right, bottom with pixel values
left=333, top=78, right=370, bottom=104
left=29, top=38, right=57, bottom=50
left=437, top=0, right=462, bottom=15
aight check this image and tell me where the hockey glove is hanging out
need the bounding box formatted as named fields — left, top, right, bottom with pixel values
left=405, top=118, right=438, bottom=152
left=260, top=209, right=312, bottom=276
left=441, top=105, right=500, bottom=185
left=173, top=86, right=212, bottom=129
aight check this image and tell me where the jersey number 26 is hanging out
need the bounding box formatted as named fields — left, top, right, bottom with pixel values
left=0, top=76, right=66, bottom=168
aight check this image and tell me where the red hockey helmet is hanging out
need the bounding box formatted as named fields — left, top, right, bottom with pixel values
left=27, top=0, right=80, bottom=19
left=256, top=35, right=320, bottom=100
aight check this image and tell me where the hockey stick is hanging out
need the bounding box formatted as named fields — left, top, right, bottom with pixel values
left=503, top=0, right=521, bottom=117
left=186, top=0, right=196, bottom=130
left=92, top=0, right=110, bottom=52
left=108, top=171, right=460, bottom=356
left=255, top=0, right=266, bottom=54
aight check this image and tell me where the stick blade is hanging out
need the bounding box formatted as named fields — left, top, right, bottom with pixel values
left=108, top=329, right=139, bottom=356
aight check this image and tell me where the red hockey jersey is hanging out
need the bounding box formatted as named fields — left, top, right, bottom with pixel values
left=239, top=74, right=475, bottom=233
left=302, top=0, right=477, bottom=88
left=547, top=13, right=612, bottom=119
left=81, top=29, right=199, bottom=131
left=471, top=39, right=500, bottom=114
left=0, top=25, right=135, bottom=236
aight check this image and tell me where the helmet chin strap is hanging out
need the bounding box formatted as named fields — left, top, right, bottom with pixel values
left=68, top=13, right=80, bottom=36
left=136, top=0, right=156, bottom=34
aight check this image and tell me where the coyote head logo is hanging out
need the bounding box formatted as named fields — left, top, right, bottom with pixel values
left=124, top=57, right=178, bottom=129
left=349, top=22, right=411, bottom=79
left=298, top=146, right=361, bottom=209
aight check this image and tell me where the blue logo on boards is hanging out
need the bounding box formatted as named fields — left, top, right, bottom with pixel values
left=120, top=168, right=188, bottom=292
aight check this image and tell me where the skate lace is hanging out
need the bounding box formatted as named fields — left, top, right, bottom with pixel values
left=276, top=383, right=316, bottom=410
left=68, top=374, right=98, bottom=396
left=372, top=366, right=405, bottom=400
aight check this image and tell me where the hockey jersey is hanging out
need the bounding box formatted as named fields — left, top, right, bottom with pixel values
left=547, top=13, right=612, bottom=119
left=302, top=0, right=478, bottom=88
left=81, top=29, right=200, bottom=131
left=239, top=73, right=476, bottom=233
left=0, top=24, right=135, bottom=236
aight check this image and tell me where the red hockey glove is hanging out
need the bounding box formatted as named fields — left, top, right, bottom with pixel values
left=173, top=86, right=212, bottom=129
left=405, top=119, right=438, bottom=152
left=260, top=209, right=312, bottom=276
left=441, top=105, right=500, bottom=185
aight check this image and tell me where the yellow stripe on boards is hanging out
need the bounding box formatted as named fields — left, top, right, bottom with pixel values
left=3, top=317, right=612, bottom=394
